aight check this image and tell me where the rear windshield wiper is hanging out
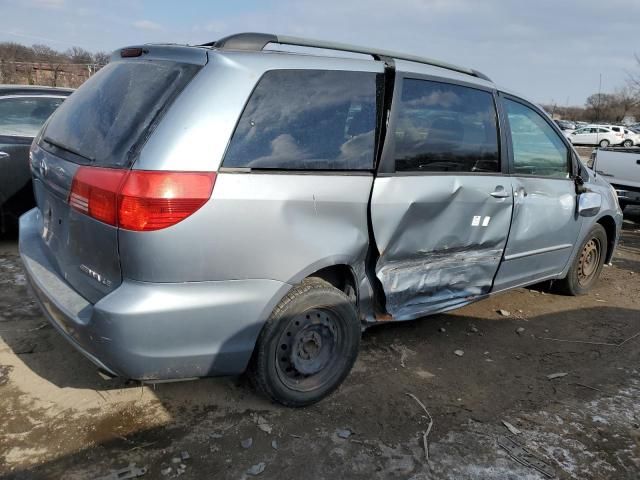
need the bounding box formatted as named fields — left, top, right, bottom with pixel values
left=42, top=136, right=95, bottom=163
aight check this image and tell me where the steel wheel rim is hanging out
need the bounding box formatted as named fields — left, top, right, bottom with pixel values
left=275, top=307, right=344, bottom=392
left=577, top=237, right=601, bottom=285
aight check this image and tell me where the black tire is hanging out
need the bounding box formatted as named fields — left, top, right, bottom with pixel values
left=599, top=139, right=610, bottom=148
left=249, top=277, right=361, bottom=407
left=623, top=139, right=633, bottom=147
left=557, top=224, right=607, bottom=295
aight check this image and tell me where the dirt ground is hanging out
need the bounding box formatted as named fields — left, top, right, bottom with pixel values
left=1, top=206, right=639, bottom=479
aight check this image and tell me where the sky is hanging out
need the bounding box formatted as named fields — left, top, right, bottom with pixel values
left=1, top=0, right=638, bottom=106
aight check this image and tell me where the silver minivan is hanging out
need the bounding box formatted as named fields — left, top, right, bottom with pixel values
left=19, top=33, right=623, bottom=406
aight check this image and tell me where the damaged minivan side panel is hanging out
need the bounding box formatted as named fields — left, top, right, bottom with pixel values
left=371, top=176, right=512, bottom=319
left=370, top=76, right=513, bottom=320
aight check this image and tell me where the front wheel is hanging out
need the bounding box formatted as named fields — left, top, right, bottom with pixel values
left=599, top=139, right=610, bottom=148
left=249, top=277, right=361, bottom=407
left=557, top=224, right=607, bottom=295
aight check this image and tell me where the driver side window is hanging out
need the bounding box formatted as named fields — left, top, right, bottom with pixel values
left=504, top=98, right=569, bottom=178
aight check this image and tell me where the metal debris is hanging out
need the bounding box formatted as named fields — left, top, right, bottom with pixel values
left=94, top=464, right=147, bottom=480
left=180, top=451, right=190, bottom=461
left=547, top=372, right=568, bottom=380
left=536, top=331, right=640, bottom=347
left=454, top=349, right=464, bottom=357
left=498, top=435, right=555, bottom=478
left=246, top=462, right=266, bottom=476
left=439, top=327, right=446, bottom=333
left=0, top=365, right=13, bottom=386
left=516, top=327, right=525, bottom=335
left=390, top=343, right=414, bottom=368
left=502, top=420, right=522, bottom=435
left=241, top=437, right=253, bottom=449
left=336, top=428, right=353, bottom=439
left=498, top=309, right=511, bottom=317
left=406, top=393, right=434, bottom=463
left=255, top=415, right=273, bottom=434
left=469, top=326, right=479, bottom=333
left=271, top=439, right=278, bottom=450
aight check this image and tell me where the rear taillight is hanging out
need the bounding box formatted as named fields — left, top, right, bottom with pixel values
left=69, top=167, right=126, bottom=226
left=119, top=171, right=216, bottom=231
left=69, top=167, right=216, bottom=231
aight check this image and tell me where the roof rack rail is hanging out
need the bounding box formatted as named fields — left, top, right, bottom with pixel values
left=200, top=32, right=491, bottom=82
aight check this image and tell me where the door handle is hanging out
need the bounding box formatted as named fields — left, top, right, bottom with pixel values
left=489, top=186, right=510, bottom=198
left=0, top=151, right=9, bottom=160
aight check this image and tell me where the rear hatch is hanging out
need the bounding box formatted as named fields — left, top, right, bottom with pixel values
left=30, top=46, right=205, bottom=303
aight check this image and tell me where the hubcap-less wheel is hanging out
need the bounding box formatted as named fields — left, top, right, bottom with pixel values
left=599, top=139, right=610, bottom=147
left=623, top=140, right=633, bottom=147
left=276, top=308, right=343, bottom=392
left=577, top=237, right=601, bottom=286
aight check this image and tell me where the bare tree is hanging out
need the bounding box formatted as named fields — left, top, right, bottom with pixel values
left=629, top=54, right=640, bottom=93
left=65, top=46, right=93, bottom=64
left=612, top=86, right=638, bottom=122
left=92, top=51, right=111, bottom=66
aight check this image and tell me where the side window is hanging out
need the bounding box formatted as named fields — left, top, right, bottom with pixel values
left=0, top=96, right=64, bottom=137
left=223, top=70, right=379, bottom=170
left=504, top=98, right=569, bottom=179
left=393, top=79, right=499, bottom=173
left=598, top=128, right=609, bottom=133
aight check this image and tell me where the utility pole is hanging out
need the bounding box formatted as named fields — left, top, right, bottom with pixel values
left=596, top=73, right=602, bottom=122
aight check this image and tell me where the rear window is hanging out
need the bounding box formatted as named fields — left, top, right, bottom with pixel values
left=223, top=69, right=380, bottom=170
left=41, top=60, right=200, bottom=167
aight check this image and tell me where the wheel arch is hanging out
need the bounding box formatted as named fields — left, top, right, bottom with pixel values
left=301, top=264, right=359, bottom=305
left=596, top=214, right=617, bottom=264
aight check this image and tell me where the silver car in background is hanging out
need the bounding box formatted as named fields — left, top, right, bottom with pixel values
left=19, top=33, right=622, bottom=406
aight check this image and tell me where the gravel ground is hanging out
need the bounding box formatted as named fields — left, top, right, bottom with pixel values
left=0, top=207, right=638, bottom=480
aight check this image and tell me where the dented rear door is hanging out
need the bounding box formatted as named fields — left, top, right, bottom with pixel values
left=371, top=76, right=512, bottom=320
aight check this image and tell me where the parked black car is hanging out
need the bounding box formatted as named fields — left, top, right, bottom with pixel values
left=0, top=85, right=72, bottom=231
left=554, top=119, right=576, bottom=131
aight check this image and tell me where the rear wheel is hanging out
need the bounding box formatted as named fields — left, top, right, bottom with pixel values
left=249, top=277, right=360, bottom=407
left=623, top=139, right=633, bottom=147
left=557, top=224, right=607, bottom=295
left=599, top=139, right=610, bottom=148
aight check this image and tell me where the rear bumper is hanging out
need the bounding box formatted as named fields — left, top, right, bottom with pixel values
left=19, top=208, right=290, bottom=380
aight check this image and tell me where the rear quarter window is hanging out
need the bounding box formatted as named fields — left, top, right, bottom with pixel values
left=223, top=69, right=380, bottom=170
left=41, top=60, right=200, bottom=167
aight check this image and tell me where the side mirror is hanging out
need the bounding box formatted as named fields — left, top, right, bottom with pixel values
left=578, top=191, right=602, bottom=217
left=574, top=175, right=587, bottom=194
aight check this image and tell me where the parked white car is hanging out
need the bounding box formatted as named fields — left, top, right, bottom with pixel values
left=622, top=128, right=640, bottom=147
left=567, top=125, right=623, bottom=147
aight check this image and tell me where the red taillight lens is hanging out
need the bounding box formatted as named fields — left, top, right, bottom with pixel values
left=69, top=167, right=127, bottom=226
left=69, top=168, right=216, bottom=231
left=119, top=171, right=216, bottom=231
